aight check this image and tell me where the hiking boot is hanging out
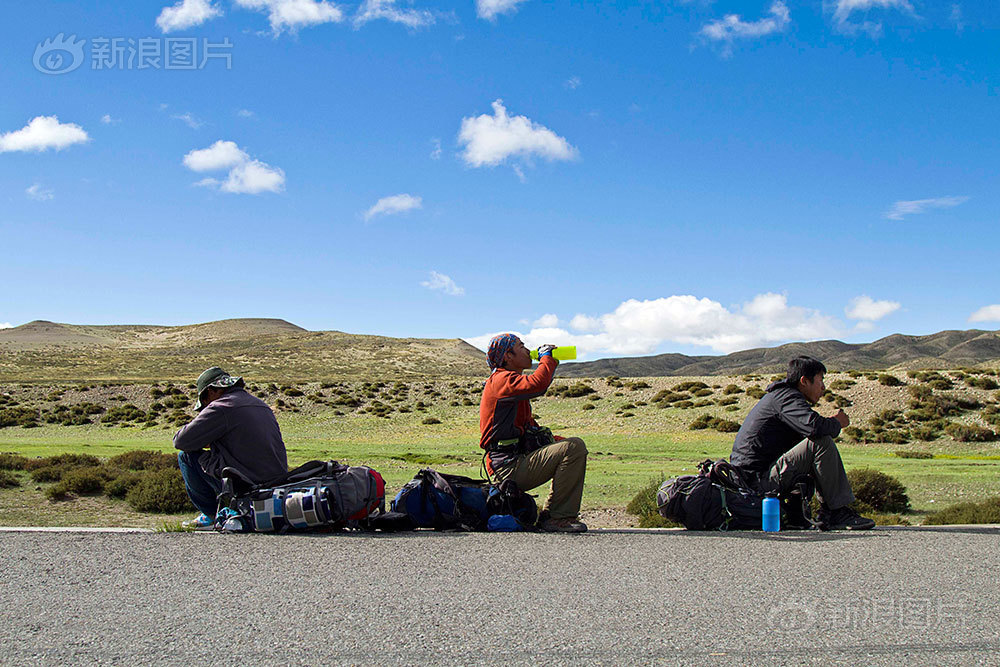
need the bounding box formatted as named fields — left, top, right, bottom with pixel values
left=182, top=513, right=216, bottom=531
left=540, top=517, right=588, bottom=533
left=818, top=505, right=876, bottom=531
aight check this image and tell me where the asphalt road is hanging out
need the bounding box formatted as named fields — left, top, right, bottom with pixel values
left=2, top=526, right=999, bottom=666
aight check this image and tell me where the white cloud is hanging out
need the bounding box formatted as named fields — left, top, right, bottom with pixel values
left=476, top=0, right=529, bottom=21
left=950, top=4, right=964, bottom=33
left=831, top=0, right=914, bottom=36
left=467, top=292, right=842, bottom=358
left=969, top=305, right=1000, bottom=323
left=237, top=109, right=256, bottom=118
left=25, top=184, right=55, bottom=201
left=364, top=193, right=423, bottom=221
left=430, top=138, right=442, bottom=160
left=885, top=195, right=969, bottom=220
left=0, top=323, right=12, bottom=329
left=156, top=0, right=223, bottom=32
left=354, top=0, right=435, bottom=28
left=183, top=140, right=284, bottom=194
left=421, top=271, right=464, bottom=296
left=234, top=0, right=345, bottom=33
left=564, top=76, right=582, bottom=90
left=183, top=140, right=248, bottom=171
left=570, top=314, right=601, bottom=333
left=699, top=1, right=790, bottom=56
left=100, top=114, right=120, bottom=125
left=221, top=159, right=286, bottom=194
left=458, top=99, right=577, bottom=169
left=0, top=116, right=89, bottom=153
left=533, top=313, right=559, bottom=328
left=172, top=112, right=204, bottom=129
left=845, top=295, right=900, bottom=321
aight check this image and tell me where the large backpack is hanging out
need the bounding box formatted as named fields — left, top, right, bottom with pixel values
left=391, top=469, right=492, bottom=531
left=657, top=459, right=814, bottom=531
left=218, top=460, right=385, bottom=532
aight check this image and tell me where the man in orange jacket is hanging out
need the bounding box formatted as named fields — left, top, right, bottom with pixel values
left=479, top=333, right=588, bottom=532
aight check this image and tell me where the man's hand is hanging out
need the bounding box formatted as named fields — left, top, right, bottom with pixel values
left=537, top=344, right=556, bottom=359
left=834, top=409, right=850, bottom=429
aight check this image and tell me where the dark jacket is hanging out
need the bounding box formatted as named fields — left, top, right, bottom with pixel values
left=173, top=388, right=287, bottom=482
left=730, top=380, right=842, bottom=475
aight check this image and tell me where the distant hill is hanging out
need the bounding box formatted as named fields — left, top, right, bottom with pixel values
left=557, top=329, right=1000, bottom=377
left=0, top=319, right=486, bottom=381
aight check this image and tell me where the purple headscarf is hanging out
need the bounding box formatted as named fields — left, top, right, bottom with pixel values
left=487, top=333, right=520, bottom=371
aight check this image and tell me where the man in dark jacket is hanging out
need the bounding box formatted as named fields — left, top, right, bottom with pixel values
left=174, top=366, right=288, bottom=529
left=731, top=356, right=874, bottom=530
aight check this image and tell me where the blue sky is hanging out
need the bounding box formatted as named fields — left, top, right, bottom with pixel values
left=2, top=0, right=998, bottom=359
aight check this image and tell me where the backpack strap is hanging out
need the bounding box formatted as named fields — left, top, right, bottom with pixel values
left=717, top=485, right=733, bottom=531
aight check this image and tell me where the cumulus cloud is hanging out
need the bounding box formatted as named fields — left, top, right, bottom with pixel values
left=364, top=193, right=423, bottom=221
left=0, top=116, right=89, bottom=153
left=234, top=0, right=344, bottom=33
left=845, top=295, right=900, bottom=321
left=172, top=112, right=204, bottom=129
left=354, top=0, right=435, bottom=28
left=885, top=195, right=968, bottom=220
left=156, top=0, right=223, bottom=32
left=533, top=313, right=559, bottom=328
left=182, top=140, right=284, bottom=194
left=26, top=184, right=55, bottom=201
left=421, top=271, right=465, bottom=296
left=458, top=99, right=577, bottom=170
left=699, top=1, right=790, bottom=57
left=476, top=0, right=529, bottom=20
left=0, top=323, right=12, bottom=329
left=969, top=305, right=1000, bottom=323
left=100, top=114, right=120, bottom=125
left=831, top=0, right=914, bottom=36
left=465, top=292, right=842, bottom=358
left=183, top=140, right=248, bottom=171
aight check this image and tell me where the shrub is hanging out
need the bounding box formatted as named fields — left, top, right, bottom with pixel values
left=108, top=450, right=178, bottom=471
left=674, top=381, right=708, bottom=392
left=927, top=378, right=954, bottom=391
left=828, top=379, right=855, bottom=391
left=878, top=374, right=903, bottom=387
left=923, top=497, right=1000, bottom=525
left=125, top=469, right=191, bottom=513
left=553, top=383, right=596, bottom=398
left=0, top=407, right=40, bottom=428
left=745, top=386, right=765, bottom=399
left=894, top=450, right=933, bottom=459
left=0, top=470, right=20, bottom=488
left=0, top=453, right=30, bottom=470
left=283, top=387, right=304, bottom=397
left=846, top=468, right=910, bottom=513
left=55, top=468, right=106, bottom=495
left=967, top=376, right=1000, bottom=391
left=944, top=422, right=998, bottom=442
left=582, top=403, right=595, bottom=411
left=723, top=384, right=743, bottom=395
left=692, top=388, right=713, bottom=397
left=422, top=417, right=442, bottom=425
left=625, top=477, right=678, bottom=528
left=909, top=425, right=941, bottom=441
left=28, top=454, right=101, bottom=469
left=689, top=414, right=741, bottom=433
left=716, top=397, right=738, bottom=406
left=105, top=472, right=143, bottom=499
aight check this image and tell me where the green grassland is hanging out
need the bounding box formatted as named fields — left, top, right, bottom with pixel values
left=2, top=370, right=1000, bottom=527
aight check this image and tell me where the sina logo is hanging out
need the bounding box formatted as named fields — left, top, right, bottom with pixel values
left=34, top=33, right=86, bottom=75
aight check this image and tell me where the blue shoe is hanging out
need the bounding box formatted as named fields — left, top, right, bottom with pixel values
left=182, top=513, right=216, bottom=530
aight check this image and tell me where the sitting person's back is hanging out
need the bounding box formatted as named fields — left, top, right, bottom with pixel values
left=173, top=366, right=287, bottom=529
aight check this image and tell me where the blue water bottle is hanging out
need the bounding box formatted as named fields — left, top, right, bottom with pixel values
left=762, top=493, right=780, bottom=532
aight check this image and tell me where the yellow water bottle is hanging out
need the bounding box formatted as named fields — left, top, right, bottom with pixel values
left=529, top=346, right=577, bottom=362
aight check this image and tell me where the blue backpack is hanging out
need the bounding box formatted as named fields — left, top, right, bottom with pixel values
left=391, top=469, right=492, bottom=531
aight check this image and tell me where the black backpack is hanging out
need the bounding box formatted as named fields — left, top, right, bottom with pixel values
left=657, top=459, right=815, bottom=531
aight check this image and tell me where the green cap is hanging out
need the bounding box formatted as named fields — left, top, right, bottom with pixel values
left=194, top=366, right=244, bottom=411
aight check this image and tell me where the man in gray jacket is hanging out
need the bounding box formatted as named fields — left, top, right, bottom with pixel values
left=174, top=367, right=287, bottom=529
left=730, top=356, right=874, bottom=530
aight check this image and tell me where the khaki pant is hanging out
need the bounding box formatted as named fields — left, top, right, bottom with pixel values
left=493, top=437, right=588, bottom=520
left=766, top=435, right=856, bottom=510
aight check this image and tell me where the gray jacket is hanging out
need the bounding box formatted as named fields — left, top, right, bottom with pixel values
left=730, top=380, right=842, bottom=475
left=173, top=388, right=287, bottom=482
